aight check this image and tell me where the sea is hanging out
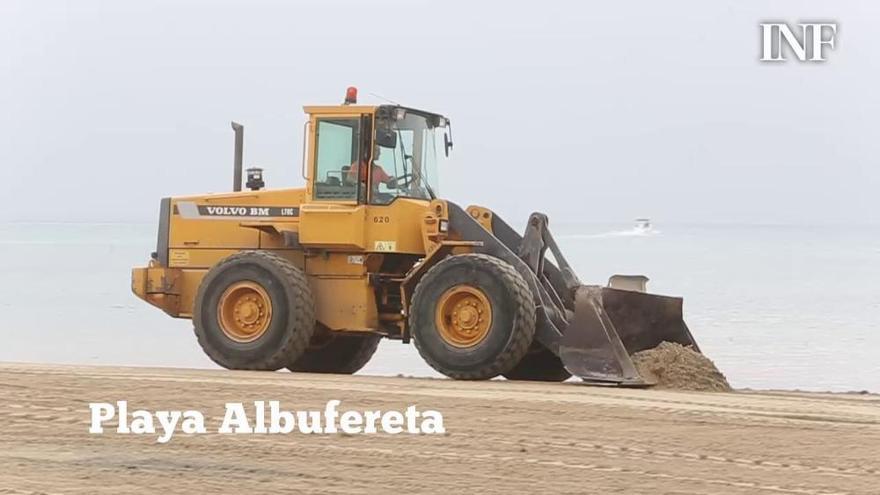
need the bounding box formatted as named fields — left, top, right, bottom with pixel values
left=1, top=221, right=877, bottom=393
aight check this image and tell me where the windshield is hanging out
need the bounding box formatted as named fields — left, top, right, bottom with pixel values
left=371, top=110, right=447, bottom=205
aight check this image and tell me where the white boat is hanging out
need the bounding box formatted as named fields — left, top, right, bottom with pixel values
left=634, top=218, right=652, bottom=233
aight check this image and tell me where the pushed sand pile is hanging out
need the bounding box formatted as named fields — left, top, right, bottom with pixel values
left=631, top=342, right=731, bottom=392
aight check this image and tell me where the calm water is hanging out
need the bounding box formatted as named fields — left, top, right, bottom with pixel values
left=1, top=221, right=877, bottom=392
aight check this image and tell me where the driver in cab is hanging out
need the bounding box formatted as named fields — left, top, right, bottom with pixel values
left=347, top=147, right=396, bottom=190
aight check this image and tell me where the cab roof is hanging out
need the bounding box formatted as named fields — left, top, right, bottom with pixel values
left=303, top=104, right=447, bottom=123
left=302, top=104, right=377, bottom=115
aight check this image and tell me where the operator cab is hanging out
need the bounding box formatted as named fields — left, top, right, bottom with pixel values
left=309, top=91, right=451, bottom=206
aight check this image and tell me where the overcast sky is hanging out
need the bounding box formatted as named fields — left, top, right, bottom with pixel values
left=1, top=0, right=877, bottom=225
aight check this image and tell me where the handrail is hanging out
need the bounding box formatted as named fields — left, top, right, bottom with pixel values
left=301, top=120, right=310, bottom=181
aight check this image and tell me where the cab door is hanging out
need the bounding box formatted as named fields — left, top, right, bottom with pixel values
left=299, top=114, right=371, bottom=250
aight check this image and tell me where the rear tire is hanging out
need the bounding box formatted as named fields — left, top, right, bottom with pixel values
left=503, top=344, right=571, bottom=382
left=410, top=254, right=535, bottom=380
left=193, top=251, right=315, bottom=370
left=288, top=330, right=381, bottom=374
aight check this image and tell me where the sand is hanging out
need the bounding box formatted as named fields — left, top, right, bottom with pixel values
left=1, top=363, right=878, bottom=494
left=632, top=341, right=732, bottom=392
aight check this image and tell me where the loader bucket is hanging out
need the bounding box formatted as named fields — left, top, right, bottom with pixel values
left=559, top=285, right=700, bottom=386
left=446, top=203, right=702, bottom=387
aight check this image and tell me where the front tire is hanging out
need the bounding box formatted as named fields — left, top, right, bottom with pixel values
left=288, top=330, right=381, bottom=374
left=410, top=254, right=536, bottom=380
left=193, top=251, right=315, bottom=370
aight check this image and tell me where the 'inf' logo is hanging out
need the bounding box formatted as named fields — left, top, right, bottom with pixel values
left=760, top=22, right=837, bottom=62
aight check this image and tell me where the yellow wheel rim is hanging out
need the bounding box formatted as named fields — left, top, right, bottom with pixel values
left=435, top=285, right=493, bottom=348
left=217, top=281, right=273, bottom=343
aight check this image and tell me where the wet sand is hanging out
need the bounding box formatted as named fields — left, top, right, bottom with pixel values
left=0, top=362, right=878, bottom=494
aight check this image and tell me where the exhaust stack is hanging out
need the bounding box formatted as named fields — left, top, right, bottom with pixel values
left=231, top=121, right=243, bottom=192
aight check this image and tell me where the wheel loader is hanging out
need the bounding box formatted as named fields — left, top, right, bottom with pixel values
left=131, top=87, right=700, bottom=384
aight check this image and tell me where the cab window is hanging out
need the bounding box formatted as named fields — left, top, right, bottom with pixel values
left=370, top=111, right=441, bottom=205
left=314, top=118, right=359, bottom=201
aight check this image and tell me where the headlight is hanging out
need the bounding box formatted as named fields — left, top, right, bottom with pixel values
left=439, top=220, right=449, bottom=233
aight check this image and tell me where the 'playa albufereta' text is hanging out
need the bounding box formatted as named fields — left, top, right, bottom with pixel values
left=89, top=400, right=445, bottom=443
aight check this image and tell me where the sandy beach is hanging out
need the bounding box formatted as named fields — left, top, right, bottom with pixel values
left=0, top=363, right=878, bottom=494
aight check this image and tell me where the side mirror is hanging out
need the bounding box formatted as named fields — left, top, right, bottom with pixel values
left=375, top=128, right=397, bottom=149
left=443, top=132, right=453, bottom=157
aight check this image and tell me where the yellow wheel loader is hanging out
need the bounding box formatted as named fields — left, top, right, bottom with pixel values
left=131, top=88, right=700, bottom=385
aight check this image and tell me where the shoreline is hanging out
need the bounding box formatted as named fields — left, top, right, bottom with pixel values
left=2, top=360, right=876, bottom=396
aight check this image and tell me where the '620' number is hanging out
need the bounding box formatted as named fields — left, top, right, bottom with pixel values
left=373, top=216, right=391, bottom=224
